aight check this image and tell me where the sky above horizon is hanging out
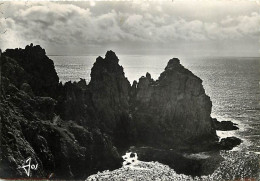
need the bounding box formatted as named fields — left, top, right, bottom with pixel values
left=0, top=0, right=260, bottom=57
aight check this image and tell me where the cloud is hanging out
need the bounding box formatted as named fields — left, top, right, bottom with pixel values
left=0, top=1, right=259, bottom=56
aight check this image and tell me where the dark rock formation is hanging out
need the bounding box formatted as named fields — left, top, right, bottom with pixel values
left=3, top=44, right=59, bottom=98
left=212, top=118, right=239, bottom=131
left=56, top=51, right=133, bottom=148
left=0, top=47, right=122, bottom=179
left=130, top=58, right=217, bottom=150
left=55, top=79, right=97, bottom=128
left=219, top=137, right=242, bottom=150
left=0, top=45, right=241, bottom=179
left=88, top=51, right=132, bottom=141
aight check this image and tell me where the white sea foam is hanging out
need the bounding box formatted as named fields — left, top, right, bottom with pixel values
left=216, top=130, right=236, bottom=139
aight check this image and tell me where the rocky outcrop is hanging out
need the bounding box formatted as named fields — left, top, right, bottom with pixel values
left=88, top=51, right=132, bottom=143
left=0, top=47, right=122, bottom=179
left=55, top=79, right=97, bottom=128
left=219, top=137, right=242, bottom=150
left=0, top=45, right=240, bottom=179
left=212, top=118, right=239, bottom=131
left=130, top=58, right=217, bottom=149
left=3, top=43, right=59, bottom=98
left=56, top=51, right=133, bottom=148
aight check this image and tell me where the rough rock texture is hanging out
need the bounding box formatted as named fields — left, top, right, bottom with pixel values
left=56, top=79, right=97, bottom=128
left=88, top=51, right=132, bottom=144
left=87, top=151, right=260, bottom=181
left=3, top=43, right=59, bottom=98
left=130, top=58, right=217, bottom=149
left=0, top=45, right=240, bottom=179
left=56, top=51, right=133, bottom=148
left=0, top=47, right=122, bottom=179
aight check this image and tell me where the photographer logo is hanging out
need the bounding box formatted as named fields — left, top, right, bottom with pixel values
left=18, top=157, right=38, bottom=177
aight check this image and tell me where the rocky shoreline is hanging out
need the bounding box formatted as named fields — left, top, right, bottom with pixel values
left=0, top=44, right=241, bottom=179
left=87, top=151, right=259, bottom=181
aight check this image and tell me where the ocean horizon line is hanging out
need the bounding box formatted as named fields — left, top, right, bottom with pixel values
left=48, top=54, right=260, bottom=59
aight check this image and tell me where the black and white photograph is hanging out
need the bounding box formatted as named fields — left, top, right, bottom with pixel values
left=0, top=0, right=259, bottom=180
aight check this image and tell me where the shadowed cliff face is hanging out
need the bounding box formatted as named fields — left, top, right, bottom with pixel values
left=3, top=44, right=59, bottom=98
left=0, top=47, right=122, bottom=179
left=89, top=51, right=131, bottom=134
left=0, top=45, right=240, bottom=179
left=56, top=51, right=133, bottom=148
left=130, top=58, right=217, bottom=149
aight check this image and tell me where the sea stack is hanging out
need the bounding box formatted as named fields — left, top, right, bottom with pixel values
left=130, top=57, right=218, bottom=150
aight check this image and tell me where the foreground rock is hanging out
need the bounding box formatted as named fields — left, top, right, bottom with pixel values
left=0, top=45, right=241, bottom=179
left=0, top=47, right=122, bottom=178
left=87, top=151, right=259, bottom=180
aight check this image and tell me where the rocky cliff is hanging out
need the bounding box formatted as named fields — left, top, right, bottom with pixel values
left=130, top=58, right=217, bottom=150
left=0, top=45, right=240, bottom=179
left=56, top=51, right=133, bottom=148
left=3, top=43, right=59, bottom=98
left=88, top=51, right=132, bottom=145
left=0, top=46, right=122, bottom=179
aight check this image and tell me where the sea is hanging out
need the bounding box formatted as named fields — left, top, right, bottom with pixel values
left=50, top=55, right=260, bottom=180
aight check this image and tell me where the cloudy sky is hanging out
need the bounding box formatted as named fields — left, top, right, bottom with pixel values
left=0, top=0, right=259, bottom=56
